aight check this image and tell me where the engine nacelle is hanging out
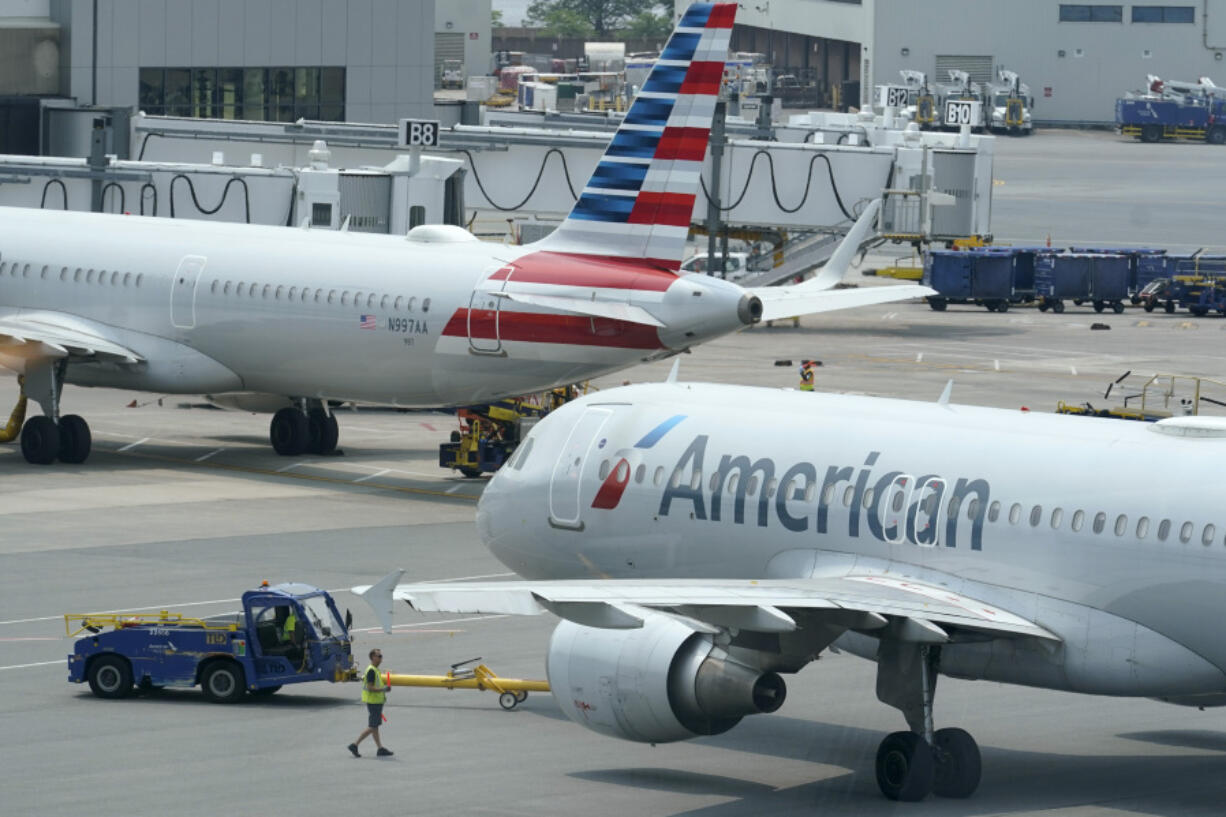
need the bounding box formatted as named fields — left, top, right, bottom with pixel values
left=546, top=614, right=786, bottom=744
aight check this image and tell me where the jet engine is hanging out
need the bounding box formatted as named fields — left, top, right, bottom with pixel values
left=546, top=613, right=786, bottom=744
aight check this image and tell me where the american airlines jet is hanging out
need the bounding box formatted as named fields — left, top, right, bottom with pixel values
left=359, top=377, right=1226, bottom=801
left=0, top=2, right=928, bottom=466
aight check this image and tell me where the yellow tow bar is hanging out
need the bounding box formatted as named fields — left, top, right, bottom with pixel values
left=382, top=658, right=549, bottom=710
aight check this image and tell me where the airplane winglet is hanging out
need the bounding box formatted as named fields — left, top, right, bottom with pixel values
left=666, top=358, right=681, bottom=384
left=937, top=379, right=954, bottom=406
left=355, top=569, right=405, bottom=634
left=808, top=199, right=882, bottom=291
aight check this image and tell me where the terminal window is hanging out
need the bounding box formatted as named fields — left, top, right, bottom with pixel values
left=1058, top=4, right=1123, bottom=21
left=139, top=67, right=345, bottom=122
left=1131, top=6, right=1194, bottom=22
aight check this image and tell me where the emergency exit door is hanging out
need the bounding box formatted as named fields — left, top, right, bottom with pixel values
left=170, top=255, right=207, bottom=329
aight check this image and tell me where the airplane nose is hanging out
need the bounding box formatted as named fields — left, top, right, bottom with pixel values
left=739, top=293, right=763, bottom=325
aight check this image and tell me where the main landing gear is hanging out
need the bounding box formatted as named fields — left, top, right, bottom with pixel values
left=269, top=400, right=339, bottom=456
left=11, top=363, right=94, bottom=465
left=873, top=642, right=981, bottom=801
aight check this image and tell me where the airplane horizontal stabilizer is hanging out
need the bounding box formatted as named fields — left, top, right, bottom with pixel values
left=494, top=291, right=665, bottom=327
left=365, top=575, right=1059, bottom=642
left=753, top=283, right=936, bottom=321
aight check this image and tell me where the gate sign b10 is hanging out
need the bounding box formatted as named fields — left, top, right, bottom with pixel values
left=943, top=100, right=981, bottom=127
left=399, top=118, right=440, bottom=147
left=877, top=85, right=910, bottom=108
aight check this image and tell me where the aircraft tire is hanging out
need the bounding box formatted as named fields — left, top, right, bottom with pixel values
left=58, top=414, right=92, bottom=464
left=307, top=408, right=339, bottom=454
left=932, top=727, right=981, bottom=798
left=270, top=408, right=309, bottom=456
left=875, top=731, right=934, bottom=801
left=20, top=416, right=59, bottom=465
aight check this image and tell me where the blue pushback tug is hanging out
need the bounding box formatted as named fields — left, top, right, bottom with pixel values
left=66, top=583, right=358, bottom=702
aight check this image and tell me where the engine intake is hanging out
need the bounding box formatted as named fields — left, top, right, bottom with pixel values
left=547, top=614, right=787, bottom=744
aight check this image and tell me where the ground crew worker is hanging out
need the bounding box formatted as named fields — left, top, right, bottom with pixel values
left=348, top=648, right=393, bottom=758
left=799, top=360, right=817, bottom=391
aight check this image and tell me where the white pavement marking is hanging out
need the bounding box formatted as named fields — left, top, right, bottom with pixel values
left=994, top=359, right=1001, bottom=371
left=117, top=437, right=150, bottom=452
left=353, top=468, right=390, bottom=484
left=0, top=660, right=63, bottom=671
left=276, top=462, right=304, bottom=473
left=916, top=352, right=924, bottom=363
left=195, top=448, right=224, bottom=462
left=1070, top=366, right=1078, bottom=376
left=445, top=485, right=462, bottom=494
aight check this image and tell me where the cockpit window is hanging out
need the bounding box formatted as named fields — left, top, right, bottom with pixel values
left=510, top=437, right=534, bottom=470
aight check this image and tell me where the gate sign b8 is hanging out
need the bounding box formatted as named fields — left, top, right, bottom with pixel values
left=877, top=85, right=909, bottom=108
left=399, top=118, right=440, bottom=148
left=943, top=100, right=980, bottom=127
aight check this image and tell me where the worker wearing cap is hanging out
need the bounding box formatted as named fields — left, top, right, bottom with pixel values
left=799, top=360, right=816, bottom=391
left=348, top=648, right=393, bottom=758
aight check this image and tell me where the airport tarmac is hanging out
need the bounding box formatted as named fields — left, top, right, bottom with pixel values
left=4, top=129, right=1226, bottom=816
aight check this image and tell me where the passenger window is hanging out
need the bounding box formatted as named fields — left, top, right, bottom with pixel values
left=1158, top=519, right=1171, bottom=541
left=598, top=460, right=610, bottom=479
left=1008, top=503, right=1021, bottom=524
left=1202, top=524, right=1216, bottom=546
left=708, top=472, right=719, bottom=492
left=136, top=273, right=143, bottom=286
left=691, top=469, right=703, bottom=491
left=653, top=466, right=664, bottom=487
left=1071, top=509, right=1085, bottom=531
left=1050, top=508, right=1063, bottom=529
left=288, top=286, right=297, bottom=300
left=947, top=497, right=960, bottom=518
left=86, top=269, right=94, bottom=283
left=1136, top=517, right=1150, bottom=538
left=863, top=487, right=874, bottom=509
left=0, top=262, right=6, bottom=274
left=74, top=268, right=82, bottom=282
left=407, top=296, right=417, bottom=311
left=668, top=470, right=680, bottom=489
left=342, top=290, right=350, bottom=306
left=367, top=293, right=376, bottom=308
left=381, top=294, right=390, bottom=309
left=354, top=291, right=363, bottom=305
left=41, top=265, right=49, bottom=279
left=1092, top=512, right=1106, bottom=534
left=1180, top=522, right=1193, bottom=543
left=263, top=284, right=272, bottom=299
left=634, top=464, right=645, bottom=484
left=314, top=290, right=322, bottom=303
left=988, top=500, right=1001, bottom=522
left=765, top=478, right=777, bottom=498
left=123, top=271, right=131, bottom=286
left=211, top=280, right=218, bottom=294
left=110, top=270, right=119, bottom=284
left=1028, top=505, right=1041, bottom=527
left=301, top=288, right=310, bottom=301
left=967, top=498, right=980, bottom=519
left=422, top=297, right=431, bottom=312
left=845, top=485, right=856, bottom=507
left=804, top=482, right=817, bottom=503
left=727, top=474, right=740, bottom=493
left=394, top=296, right=403, bottom=310
left=224, top=281, right=232, bottom=295
left=22, top=263, right=30, bottom=277
left=61, top=267, right=68, bottom=280
left=276, top=285, right=285, bottom=299
left=327, top=289, right=335, bottom=304
left=1114, top=514, right=1127, bottom=536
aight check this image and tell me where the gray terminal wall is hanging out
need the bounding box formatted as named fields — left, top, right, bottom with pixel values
left=871, top=0, right=1226, bottom=124
left=47, top=0, right=434, bottom=124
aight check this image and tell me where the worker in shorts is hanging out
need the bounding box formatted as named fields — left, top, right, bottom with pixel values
left=348, top=648, right=393, bottom=758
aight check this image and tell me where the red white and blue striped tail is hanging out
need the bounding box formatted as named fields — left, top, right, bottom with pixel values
left=527, top=2, right=736, bottom=270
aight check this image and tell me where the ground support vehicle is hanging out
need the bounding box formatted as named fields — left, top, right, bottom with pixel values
left=1138, top=277, right=1178, bottom=313
left=1036, top=253, right=1121, bottom=313
left=1116, top=93, right=1226, bottom=143
left=1058, top=373, right=1226, bottom=421
left=1071, top=246, right=1166, bottom=303
left=67, top=583, right=357, bottom=702
left=440, top=387, right=579, bottom=478
left=923, top=249, right=1015, bottom=312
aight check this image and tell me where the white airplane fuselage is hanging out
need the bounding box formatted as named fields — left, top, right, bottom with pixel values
left=0, top=207, right=751, bottom=406
left=478, top=382, right=1226, bottom=702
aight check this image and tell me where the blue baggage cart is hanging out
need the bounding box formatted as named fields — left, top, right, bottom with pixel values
left=1035, top=253, right=1092, bottom=313
left=1070, top=246, right=1166, bottom=302
left=923, top=249, right=1015, bottom=312
left=1086, top=254, right=1129, bottom=313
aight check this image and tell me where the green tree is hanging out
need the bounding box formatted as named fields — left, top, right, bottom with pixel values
left=526, top=0, right=668, bottom=39
left=491, top=8, right=504, bottom=27
left=619, top=9, right=671, bottom=40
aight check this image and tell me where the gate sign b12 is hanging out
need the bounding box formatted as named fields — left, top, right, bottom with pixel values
left=399, top=118, right=440, bottom=147
left=943, top=100, right=980, bottom=127
left=877, top=85, right=909, bottom=108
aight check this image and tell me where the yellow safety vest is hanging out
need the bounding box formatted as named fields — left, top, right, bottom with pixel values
left=361, top=664, right=386, bottom=704
left=280, top=611, right=298, bottom=642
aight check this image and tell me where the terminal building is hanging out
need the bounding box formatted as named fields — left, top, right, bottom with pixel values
left=681, top=0, right=1226, bottom=125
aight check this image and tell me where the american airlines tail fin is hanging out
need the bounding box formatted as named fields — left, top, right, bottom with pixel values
left=527, top=2, right=736, bottom=268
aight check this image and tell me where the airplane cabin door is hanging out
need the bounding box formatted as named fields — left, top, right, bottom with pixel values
left=549, top=406, right=613, bottom=530
left=468, top=265, right=511, bottom=355
left=170, top=255, right=207, bottom=329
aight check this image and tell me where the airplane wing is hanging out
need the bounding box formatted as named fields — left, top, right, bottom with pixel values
left=742, top=199, right=936, bottom=320
left=353, top=572, right=1058, bottom=643
left=0, top=312, right=143, bottom=364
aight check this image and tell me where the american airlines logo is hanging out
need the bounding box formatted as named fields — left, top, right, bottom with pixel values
left=595, top=428, right=990, bottom=551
